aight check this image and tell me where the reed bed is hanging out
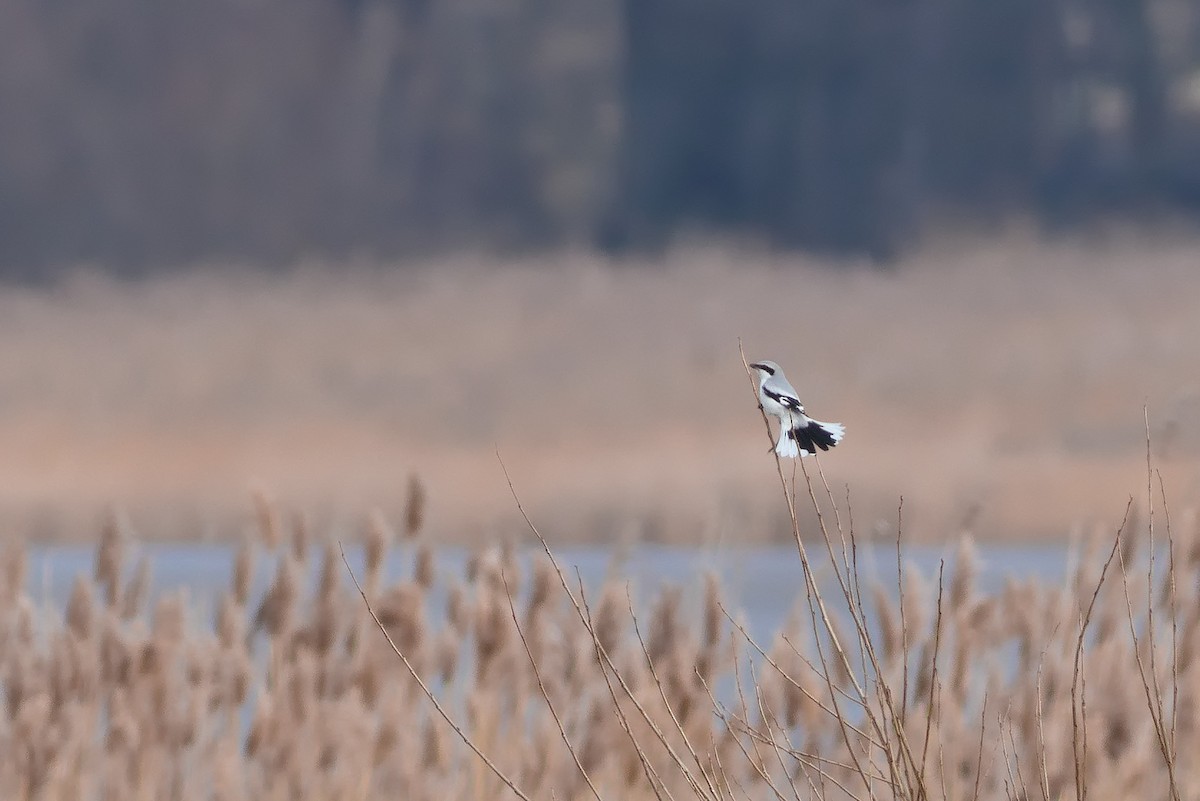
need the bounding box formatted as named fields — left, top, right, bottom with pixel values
left=1, top=400, right=1196, bottom=799
left=0, top=475, right=1193, bottom=801
left=6, top=239, right=1200, bottom=546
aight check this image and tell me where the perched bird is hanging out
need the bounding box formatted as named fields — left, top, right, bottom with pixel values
left=750, top=360, right=845, bottom=458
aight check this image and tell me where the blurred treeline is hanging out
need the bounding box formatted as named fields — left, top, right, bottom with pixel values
left=3, top=0, right=1200, bottom=275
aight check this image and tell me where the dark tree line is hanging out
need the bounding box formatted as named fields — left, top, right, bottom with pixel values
left=1, top=0, right=1198, bottom=275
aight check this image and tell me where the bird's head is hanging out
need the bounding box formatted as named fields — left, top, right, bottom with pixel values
left=749, top=360, right=780, bottom=381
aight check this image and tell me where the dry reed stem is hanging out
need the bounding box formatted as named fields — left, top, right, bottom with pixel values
left=1111, top=411, right=1181, bottom=801
left=1156, top=471, right=1180, bottom=764
left=338, top=543, right=534, bottom=801
left=750, top=670, right=812, bottom=801
left=1035, top=666, right=1051, bottom=801
left=719, top=605, right=882, bottom=750
left=916, top=564, right=946, bottom=800
left=626, top=587, right=723, bottom=801
left=498, top=449, right=718, bottom=801
left=574, top=572, right=675, bottom=801
left=970, top=692, right=990, bottom=801
left=728, top=650, right=794, bottom=801
left=1071, top=500, right=1130, bottom=801
left=498, top=568, right=602, bottom=801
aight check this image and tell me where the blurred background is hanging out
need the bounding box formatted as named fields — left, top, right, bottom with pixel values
left=1, top=0, right=1199, bottom=544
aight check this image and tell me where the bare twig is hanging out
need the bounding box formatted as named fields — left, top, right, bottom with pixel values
left=1071, top=500, right=1131, bottom=801
left=500, top=568, right=603, bottom=801
left=340, top=543, right=533, bottom=801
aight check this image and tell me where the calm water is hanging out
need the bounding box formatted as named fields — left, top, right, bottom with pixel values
left=27, top=540, right=1072, bottom=642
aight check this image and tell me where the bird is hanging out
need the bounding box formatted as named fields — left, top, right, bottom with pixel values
left=749, top=360, right=845, bottom=459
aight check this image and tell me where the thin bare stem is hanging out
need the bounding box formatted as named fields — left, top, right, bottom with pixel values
left=1071, top=500, right=1131, bottom=801
left=500, top=568, right=603, bottom=801
left=625, top=586, right=722, bottom=801
left=339, top=543, right=533, bottom=801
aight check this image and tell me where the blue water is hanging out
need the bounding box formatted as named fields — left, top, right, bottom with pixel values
left=27, top=539, right=1072, bottom=643
left=21, top=538, right=1078, bottom=739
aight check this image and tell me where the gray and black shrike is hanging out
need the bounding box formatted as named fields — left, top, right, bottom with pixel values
left=750, top=360, right=845, bottom=458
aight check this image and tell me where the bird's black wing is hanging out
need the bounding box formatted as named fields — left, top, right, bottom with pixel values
left=763, top=387, right=803, bottom=412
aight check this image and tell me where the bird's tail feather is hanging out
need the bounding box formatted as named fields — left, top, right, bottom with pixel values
left=786, top=419, right=845, bottom=458
left=774, top=431, right=800, bottom=459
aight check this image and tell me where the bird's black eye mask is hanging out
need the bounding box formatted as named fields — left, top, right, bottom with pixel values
left=751, top=363, right=775, bottom=375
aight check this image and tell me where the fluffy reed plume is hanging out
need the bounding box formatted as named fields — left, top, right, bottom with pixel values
left=404, top=474, right=426, bottom=540
left=413, top=541, right=436, bottom=591
left=254, top=553, right=298, bottom=639
left=363, top=510, right=392, bottom=598
left=374, top=582, right=427, bottom=666
left=94, top=511, right=125, bottom=606
left=289, top=511, right=311, bottom=565
left=0, top=538, right=26, bottom=605
left=119, top=555, right=151, bottom=621
left=64, top=575, right=95, bottom=640
left=231, top=533, right=255, bottom=608
left=252, top=491, right=282, bottom=550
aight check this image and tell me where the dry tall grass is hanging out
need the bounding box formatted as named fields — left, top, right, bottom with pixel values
left=1, top=424, right=1196, bottom=799
left=3, top=235, right=1200, bottom=544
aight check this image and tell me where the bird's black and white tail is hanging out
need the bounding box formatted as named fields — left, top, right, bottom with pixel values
left=776, top=419, right=845, bottom=458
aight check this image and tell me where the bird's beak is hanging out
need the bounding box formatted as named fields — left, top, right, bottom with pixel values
left=749, top=363, right=765, bottom=371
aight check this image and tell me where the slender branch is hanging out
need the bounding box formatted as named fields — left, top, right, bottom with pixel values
left=340, top=543, right=533, bottom=801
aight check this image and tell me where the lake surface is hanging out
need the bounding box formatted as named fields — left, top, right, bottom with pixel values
left=27, top=539, right=1074, bottom=642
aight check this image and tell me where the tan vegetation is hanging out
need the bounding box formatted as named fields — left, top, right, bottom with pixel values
left=1, top=237, right=1199, bottom=544
left=0, top=420, right=1197, bottom=799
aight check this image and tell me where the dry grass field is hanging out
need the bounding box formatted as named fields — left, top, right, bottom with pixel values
left=1, top=232, right=1198, bottom=544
